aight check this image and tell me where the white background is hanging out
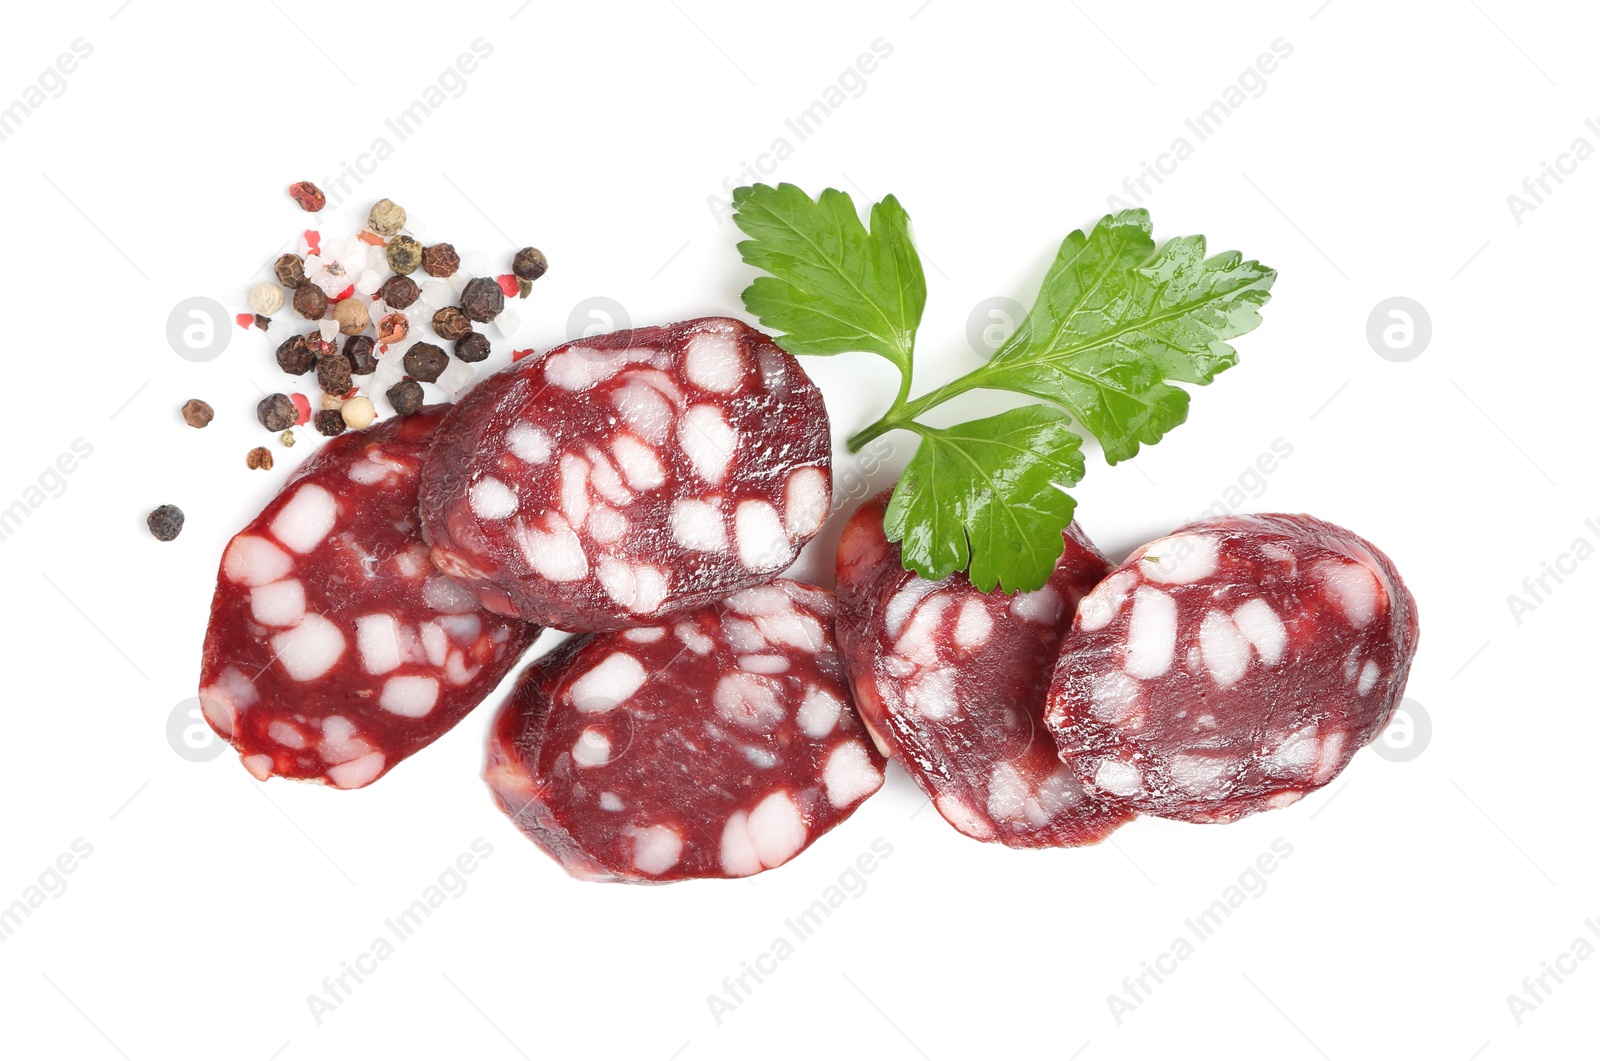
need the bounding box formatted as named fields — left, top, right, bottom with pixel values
left=0, top=1, right=1592, bottom=1058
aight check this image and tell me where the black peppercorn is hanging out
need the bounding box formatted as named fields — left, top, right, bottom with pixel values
left=378, top=274, right=419, bottom=310
left=422, top=243, right=460, bottom=278
left=317, top=352, right=354, bottom=395
left=293, top=283, right=328, bottom=320
left=276, top=334, right=316, bottom=375
left=257, top=393, right=297, bottom=432
left=512, top=247, right=548, bottom=282
left=274, top=253, right=308, bottom=288
left=387, top=380, right=425, bottom=416
left=404, top=342, right=449, bottom=382
left=344, top=335, right=378, bottom=375
left=432, top=306, right=472, bottom=342
left=455, top=332, right=491, bottom=363
left=313, top=409, right=347, bottom=437
left=147, top=504, right=184, bottom=541
left=459, top=277, right=505, bottom=323
left=386, top=235, right=424, bottom=275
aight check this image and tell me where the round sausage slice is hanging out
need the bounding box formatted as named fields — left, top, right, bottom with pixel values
left=835, top=491, right=1131, bottom=847
left=1045, top=513, right=1419, bottom=822
left=199, top=407, right=540, bottom=788
left=485, top=580, right=884, bottom=883
left=419, top=317, right=832, bottom=631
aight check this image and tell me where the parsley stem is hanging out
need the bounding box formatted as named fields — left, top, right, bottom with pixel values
left=844, top=367, right=986, bottom=452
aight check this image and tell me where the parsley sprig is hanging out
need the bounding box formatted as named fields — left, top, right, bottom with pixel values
left=732, top=184, right=1275, bottom=593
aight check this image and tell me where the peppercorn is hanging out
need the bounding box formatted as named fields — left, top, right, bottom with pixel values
left=257, top=393, right=297, bottom=432
left=432, top=306, right=472, bottom=341
left=279, top=430, right=296, bottom=447
left=253, top=314, right=271, bottom=331
left=422, top=243, right=460, bottom=278
left=459, top=277, right=505, bottom=323
left=246, top=446, right=275, bottom=470
left=275, top=335, right=315, bottom=375
left=342, top=395, right=376, bottom=430
left=368, top=199, right=407, bottom=238
left=250, top=282, right=284, bottom=316
left=386, top=235, right=424, bottom=275
left=317, top=352, right=354, bottom=395
left=455, top=332, right=491, bottom=363
left=513, top=247, right=548, bottom=282
left=387, top=379, right=425, bottom=416
left=517, top=278, right=533, bottom=300
left=332, top=298, right=370, bottom=336
left=344, top=335, right=378, bottom=375
left=404, top=342, right=448, bottom=382
left=274, top=253, right=308, bottom=288
left=304, top=331, right=337, bottom=360
left=378, top=274, right=420, bottom=309
left=147, top=504, right=184, bottom=542
left=181, top=399, right=214, bottom=428
left=374, top=313, right=407, bottom=345
left=292, top=283, right=328, bottom=320
left=313, top=409, right=347, bottom=437
left=289, top=181, right=326, bottom=212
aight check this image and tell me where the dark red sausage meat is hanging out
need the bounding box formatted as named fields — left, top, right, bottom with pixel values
left=1045, top=513, right=1419, bottom=823
left=199, top=408, right=540, bottom=788
left=835, top=492, right=1131, bottom=847
left=419, top=317, right=832, bottom=631
left=485, top=580, right=884, bottom=883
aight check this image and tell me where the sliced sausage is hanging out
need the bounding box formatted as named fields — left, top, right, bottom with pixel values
left=485, top=580, right=884, bottom=882
left=419, top=317, right=832, bottom=631
left=835, top=491, right=1131, bottom=847
left=199, top=407, right=539, bottom=788
left=1045, top=513, right=1419, bottom=822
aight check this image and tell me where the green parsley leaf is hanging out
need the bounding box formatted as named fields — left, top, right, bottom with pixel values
left=883, top=406, right=1084, bottom=592
left=978, top=209, right=1275, bottom=464
left=732, top=184, right=925, bottom=371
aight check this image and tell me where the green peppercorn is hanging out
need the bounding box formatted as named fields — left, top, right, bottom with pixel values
left=385, top=235, right=424, bottom=275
